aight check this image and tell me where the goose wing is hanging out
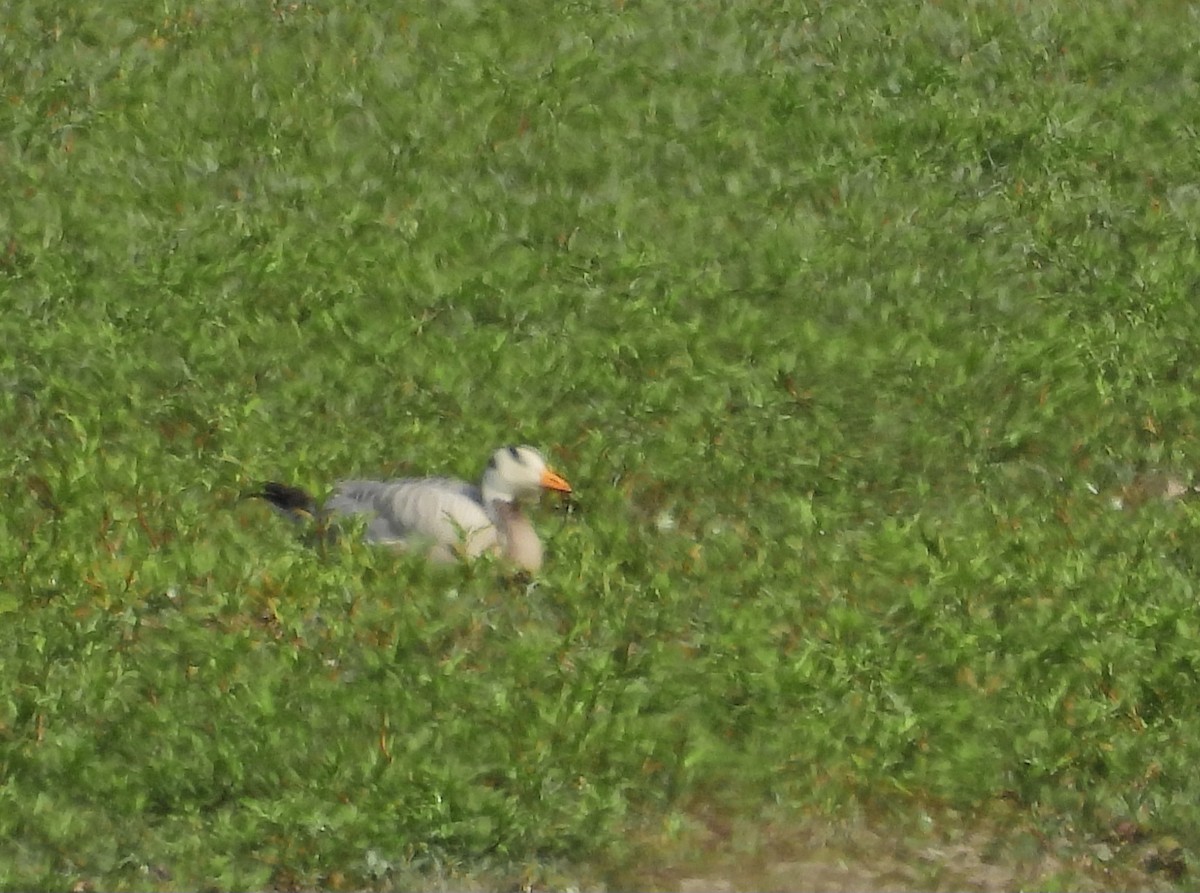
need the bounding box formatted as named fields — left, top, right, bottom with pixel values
left=325, top=477, right=498, bottom=556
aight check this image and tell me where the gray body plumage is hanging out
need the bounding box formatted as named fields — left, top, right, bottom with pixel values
left=325, top=476, right=500, bottom=562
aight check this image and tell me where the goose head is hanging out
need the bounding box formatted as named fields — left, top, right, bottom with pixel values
left=480, top=445, right=572, bottom=506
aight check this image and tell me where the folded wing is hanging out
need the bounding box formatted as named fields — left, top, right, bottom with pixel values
left=325, top=477, right=499, bottom=560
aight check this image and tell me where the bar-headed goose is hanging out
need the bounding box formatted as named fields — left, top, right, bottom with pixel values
left=255, top=445, right=572, bottom=572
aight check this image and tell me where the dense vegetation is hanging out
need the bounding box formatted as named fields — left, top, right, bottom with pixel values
left=2, top=1, right=1199, bottom=889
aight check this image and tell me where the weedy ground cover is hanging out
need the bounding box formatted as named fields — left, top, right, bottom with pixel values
left=2, top=1, right=1200, bottom=890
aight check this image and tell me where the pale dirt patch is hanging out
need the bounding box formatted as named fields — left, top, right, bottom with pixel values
left=597, top=802, right=1184, bottom=893
left=374, top=801, right=1185, bottom=893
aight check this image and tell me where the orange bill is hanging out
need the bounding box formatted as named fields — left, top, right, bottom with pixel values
left=539, top=467, right=573, bottom=493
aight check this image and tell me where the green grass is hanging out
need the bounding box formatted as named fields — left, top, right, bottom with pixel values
left=3, top=0, right=1200, bottom=889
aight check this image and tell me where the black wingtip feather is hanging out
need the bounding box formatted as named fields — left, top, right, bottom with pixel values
left=252, top=481, right=317, bottom=515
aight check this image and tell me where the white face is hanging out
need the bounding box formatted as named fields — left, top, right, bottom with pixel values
left=483, top=445, right=550, bottom=501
